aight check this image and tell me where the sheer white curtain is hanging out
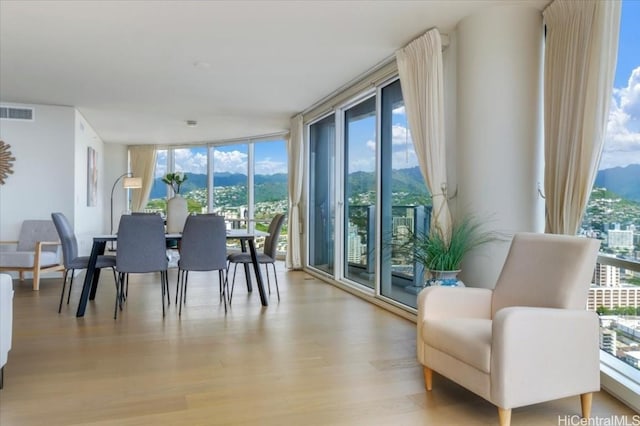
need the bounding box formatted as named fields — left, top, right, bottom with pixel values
left=396, top=28, right=452, bottom=241
left=129, top=145, right=157, bottom=212
left=286, top=115, right=304, bottom=269
left=543, top=0, right=621, bottom=234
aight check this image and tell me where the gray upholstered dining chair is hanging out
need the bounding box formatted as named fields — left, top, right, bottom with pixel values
left=114, top=214, right=169, bottom=319
left=176, top=214, right=228, bottom=315
left=51, top=212, right=117, bottom=313
left=227, top=213, right=285, bottom=303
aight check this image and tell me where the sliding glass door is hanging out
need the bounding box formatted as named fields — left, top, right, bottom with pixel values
left=379, top=79, right=430, bottom=309
left=305, top=78, right=431, bottom=310
left=343, top=96, right=377, bottom=288
left=309, top=114, right=336, bottom=275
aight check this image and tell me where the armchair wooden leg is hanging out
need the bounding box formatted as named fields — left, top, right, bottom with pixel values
left=498, top=407, right=511, bottom=426
left=423, top=366, right=432, bottom=391
left=580, top=393, right=593, bottom=418
left=32, top=268, right=40, bottom=291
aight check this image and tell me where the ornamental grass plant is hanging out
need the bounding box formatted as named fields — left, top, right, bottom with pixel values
left=411, top=215, right=500, bottom=272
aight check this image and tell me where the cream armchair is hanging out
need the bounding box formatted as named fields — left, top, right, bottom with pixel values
left=417, top=233, right=601, bottom=426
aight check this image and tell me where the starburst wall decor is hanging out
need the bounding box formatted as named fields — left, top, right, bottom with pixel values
left=0, top=140, right=16, bottom=185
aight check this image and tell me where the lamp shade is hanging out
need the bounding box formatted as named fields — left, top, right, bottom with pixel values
left=123, top=177, right=142, bottom=189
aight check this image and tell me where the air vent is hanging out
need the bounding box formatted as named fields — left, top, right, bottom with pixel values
left=0, top=106, right=34, bottom=121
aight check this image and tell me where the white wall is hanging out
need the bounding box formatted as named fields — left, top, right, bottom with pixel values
left=0, top=103, right=75, bottom=240
left=103, top=143, right=130, bottom=234
left=74, top=110, right=108, bottom=254
left=455, top=6, right=545, bottom=288
left=0, top=103, right=109, bottom=258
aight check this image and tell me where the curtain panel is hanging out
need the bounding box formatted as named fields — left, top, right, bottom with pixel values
left=286, top=115, right=304, bottom=269
left=396, top=28, right=452, bottom=241
left=129, top=145, right=157, bottom=212
left=543, top=0, right=621, bottom=234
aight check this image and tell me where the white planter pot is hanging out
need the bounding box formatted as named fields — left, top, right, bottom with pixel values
left=166, top=195, right=188, bottom=233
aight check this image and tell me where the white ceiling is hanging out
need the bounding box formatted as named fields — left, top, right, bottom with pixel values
left=0, top=0, right=548, bottom=145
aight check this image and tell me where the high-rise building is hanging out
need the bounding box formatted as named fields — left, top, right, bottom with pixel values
left=347, top=223, right=362, bottom=264
left=600, top=328, right=617, bottom=355
left=608, top=229, right=635, bottom=250
left=593, top=263, right=621, bottom=287
left=588, top=286, right=640, bottom=311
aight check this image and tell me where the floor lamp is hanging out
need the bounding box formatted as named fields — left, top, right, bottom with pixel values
left=110, top=173, right=142, bottom=248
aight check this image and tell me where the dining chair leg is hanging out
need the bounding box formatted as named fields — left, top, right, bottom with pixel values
left=219, top=270, right=227, bottom=313
left=265, top=265, right=271, bottom=294
left=161, top=270, right=167, bottom=317
left=111, top=268, right=117, bottom=290
left=182, top=271, right=188, bottom=305
left=229, top=263, right=239, bottom=303
left=114, top=272, right=124, bottom=320
left=271, top=263, right=280, bottom=301
left=66, top=270, right=75, bottom=305
left=124, top=273, right=129, bottom=302
left=58, top=269, right=70, bottom=313
left=178, top=270, right=186, bottom=316
left=222, top=267, right=230, bottom=307
left=175, top=271, right=181, bottom=305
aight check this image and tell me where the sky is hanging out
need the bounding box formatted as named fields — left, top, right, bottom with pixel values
left=601, top=0, right=640, bottom=170
left=159, top=0, right=639, bottom=176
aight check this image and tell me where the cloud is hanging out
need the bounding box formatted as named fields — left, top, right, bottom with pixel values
left=601, top=66, right=640, bottom=169
left=392, top=124, right=411, bottom=145
left=392, top=105, right=406, bottom=115
left=255, top=157, right=287, bottom=175
left=175, top=148, right=207, bottom=174
left=154, top=150, right=167, bottom=177
left=213, top=149, right=248, bottom=174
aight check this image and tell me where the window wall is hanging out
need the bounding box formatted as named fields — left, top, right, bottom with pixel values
left=307, top=77, right=431, bottom=309
left=581, top=0, right=640, bottom=395
left=144, top=138, right=288, bottom=253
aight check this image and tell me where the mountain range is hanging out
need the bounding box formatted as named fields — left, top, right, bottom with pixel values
left=150, top=164, right=640, bottom=203
left=594, top=164, right=640, bottom=202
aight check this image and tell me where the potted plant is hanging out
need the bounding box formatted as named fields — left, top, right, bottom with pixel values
left=163, top=172, right=189, bottom=233
left=409, top=215, right=499, bottom=287
left=162, top=172, right=188, bottom=195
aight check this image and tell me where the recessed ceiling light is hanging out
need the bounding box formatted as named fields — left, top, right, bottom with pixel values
left=186, top=120, right=198, bottom=127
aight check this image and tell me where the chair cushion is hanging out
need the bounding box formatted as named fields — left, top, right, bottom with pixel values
left=17, top=220, right=60, bottom=252
left=67, top=255, right=116, bottom=270
left=227, top=252, right=275, bottom=264
left=0, top=251, right=59, bottom=268
left=422, top=318, right=492, bottom=373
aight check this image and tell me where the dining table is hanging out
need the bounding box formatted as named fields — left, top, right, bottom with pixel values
left=75, top=229, right=269, bottom=317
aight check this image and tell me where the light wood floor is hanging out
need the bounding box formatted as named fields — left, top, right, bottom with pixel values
left=0, top=266, right=635, bottom=425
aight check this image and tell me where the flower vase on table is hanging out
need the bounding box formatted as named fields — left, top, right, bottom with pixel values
left=162, top=172, right=189, bottom=233
left=166, top=194, right=188, bottom=233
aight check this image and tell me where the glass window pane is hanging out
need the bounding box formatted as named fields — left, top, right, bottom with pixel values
left=254, top=139, right=288, bottom=255
left=582, top=0, right=640, bottom=380
left=379, top=79, right=431, bottom=308
left=344, top=96, right=376, bottom=288
left=213, top=144, right=248, bottom=250
left=212, top=144, right=248, bottom=227
left=174, top=147, right=208, bottom=214
left=145, top=149, right=168, bottom=215
left=309, top=114, right=336, bottom=275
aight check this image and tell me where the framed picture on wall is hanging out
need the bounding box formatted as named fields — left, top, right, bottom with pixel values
left=87, top=147, right=97, bottom=207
